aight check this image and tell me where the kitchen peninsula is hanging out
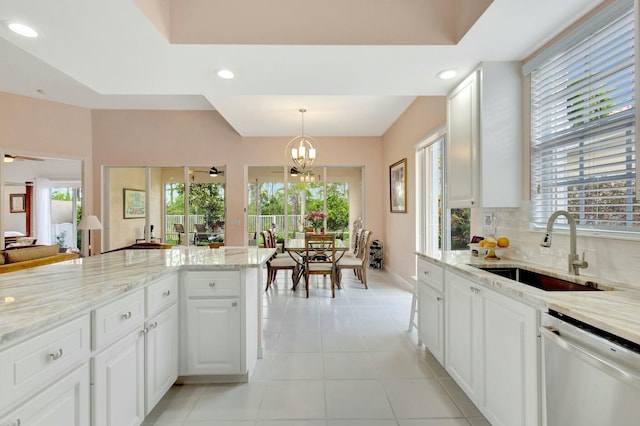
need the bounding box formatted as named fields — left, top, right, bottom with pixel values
left=0, top=246, right=274, bottom=426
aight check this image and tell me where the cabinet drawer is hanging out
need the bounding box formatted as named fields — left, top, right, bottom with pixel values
left=92, top=290, right=145, bottom=351
left=184, top=271, right=240, bottom=298
left=0, top=314, right=90, bottom=412
left=417, top=258, right=444, bottom=292
left=146, top=274, right=178, bottom=317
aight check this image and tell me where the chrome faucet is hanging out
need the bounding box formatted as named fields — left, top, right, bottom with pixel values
left=540, top=210, right=588, bottom=275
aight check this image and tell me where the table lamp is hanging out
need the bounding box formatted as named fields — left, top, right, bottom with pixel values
left=78, top=214, right=102, bottom=256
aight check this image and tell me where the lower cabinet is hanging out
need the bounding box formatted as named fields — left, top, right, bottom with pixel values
left=92, top=326, right=145, bottom=426
left=0, top=363, right=90, bottom=426
left=185, top=298, right=241, bottom=375
left=444, top=270, right=539, bottom=426
left=417, top=258, right=445, bottom=365
left=144, top=304, right=179, bottom=415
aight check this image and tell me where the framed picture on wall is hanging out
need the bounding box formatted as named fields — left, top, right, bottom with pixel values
left=9, top=194, right=26, bottom=213
left=389, top=158, right=407, bottom=213
left=123, top=188, right=146, bottom=219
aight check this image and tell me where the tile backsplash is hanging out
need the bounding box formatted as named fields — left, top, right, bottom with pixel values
left=483, top=203, right=640, bottom=289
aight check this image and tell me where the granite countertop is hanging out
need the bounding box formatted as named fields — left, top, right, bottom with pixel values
left=417, top=250, right=640, bottom=346
left=0, top=246, right=275, bottom=348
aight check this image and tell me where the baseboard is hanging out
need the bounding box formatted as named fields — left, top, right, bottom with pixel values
left=383, top=268, right=415, bottom=291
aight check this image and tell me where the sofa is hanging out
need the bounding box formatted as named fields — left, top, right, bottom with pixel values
left=0, top=244, right=80, bottom=273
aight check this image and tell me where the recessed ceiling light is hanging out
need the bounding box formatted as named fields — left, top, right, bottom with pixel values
left=437, top=69, right=458, bottom=80
left=217, top=69, right=235, bottom=79
left=7, top=22, right=38, bottom=38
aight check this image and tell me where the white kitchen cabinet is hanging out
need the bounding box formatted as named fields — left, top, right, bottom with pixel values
left=185, top=298, right=241, bottom=375
left=446, top=61, right=521, bottom=208
left=444, top=270, right=539, bottom=426
left=416, top=258, right=445, bottom=365
left=144, top=304, right=178, bottom=415
left=92, top=325, right=145, bottom=426
left=0, top=363, right=89, bottom=426
left=180, top=269, right=258, bottom=380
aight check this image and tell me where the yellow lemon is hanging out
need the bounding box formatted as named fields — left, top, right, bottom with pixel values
left=497, top=237, right=510, bottom=248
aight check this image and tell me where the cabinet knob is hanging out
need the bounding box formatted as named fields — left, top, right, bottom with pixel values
left=231, top=301, right=238, bottom=307
left=209, top=282, right=216, bottom=287
left=162, top=290, right=171, bottom=297
left=49, top=348, right=63, bottom=361
left=436, top=297, right=442, bottom=302
left=121, top=311, right=132, bottom=320
left=423, top=270, right=429, bottom=275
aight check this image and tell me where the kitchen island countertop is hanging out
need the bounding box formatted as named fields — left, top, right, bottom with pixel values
left=0, top=246, right=275, bottom=348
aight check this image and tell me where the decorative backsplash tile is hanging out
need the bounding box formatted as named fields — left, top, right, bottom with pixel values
left=483, top=203, right=640, bottom=289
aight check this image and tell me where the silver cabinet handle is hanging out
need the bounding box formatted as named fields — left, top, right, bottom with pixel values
left=49, top=348, right=63, bottom=361
left=436, top=296, right=442, bottom=302
left=121, top=311, right=132, bottom=320
left=140, top=328, right=148, bottom=336
left=162, top=290, right=171, bottom=297
left=232, top=301, right=238, bottom=307
left=148, top=321, right=158, bottom=330
left=209, top=282, right=216, bottom=287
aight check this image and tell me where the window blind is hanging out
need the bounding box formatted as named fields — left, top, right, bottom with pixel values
left=530, top=2, right=638, bottom=232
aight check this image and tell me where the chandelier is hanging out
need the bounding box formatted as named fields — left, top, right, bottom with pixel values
left=285, top=108, right=317, bottom=172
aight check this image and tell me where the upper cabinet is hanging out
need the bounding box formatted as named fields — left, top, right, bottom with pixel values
left=446, top=62, right=522, bottom=208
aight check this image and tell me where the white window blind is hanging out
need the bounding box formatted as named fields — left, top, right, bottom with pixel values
left=530, top=1, right=638, bottom=232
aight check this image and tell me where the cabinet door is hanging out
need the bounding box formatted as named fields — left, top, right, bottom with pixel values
left=446, top=70, right=479, bottom=208
left=92, top=327, right=145, bottom=426
left=444, top=272, right=482, bottom=401
left=0, top=363, right=89, bottom=426
left=145, top=304, right=178, bottom=415
left=417, top=281, right=444, bottom=365
left=480, top=289, right=538, bottom=426
left=186, top=298, right=241, bottom=375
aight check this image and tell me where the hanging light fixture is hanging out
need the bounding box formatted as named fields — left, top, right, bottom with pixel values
left=299, top=171, right=316, bottom=183
left=285, top=108, right=317, bottom=172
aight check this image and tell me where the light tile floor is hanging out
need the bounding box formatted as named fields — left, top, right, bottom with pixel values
left=143, top=268, right=490, bottom=426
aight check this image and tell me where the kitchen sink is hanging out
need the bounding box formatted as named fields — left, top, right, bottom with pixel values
left=472, top=266, right=608, bottom=291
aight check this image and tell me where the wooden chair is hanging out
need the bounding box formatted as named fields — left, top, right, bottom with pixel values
left=338, top=230, right=372, bottom=289
left=261, top=231, right=298, bottom=291
left=305, top=233, right=337, bottom=298
left=173, top=223, right=186, bottom=245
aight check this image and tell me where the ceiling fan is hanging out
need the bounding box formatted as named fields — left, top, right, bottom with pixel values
left=189, top=167, right=224, bottom=178
left=4, top=154, right=44, bottom=162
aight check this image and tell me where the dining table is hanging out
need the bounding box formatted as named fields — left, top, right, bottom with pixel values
left=284, top=237, right=349, bottom=290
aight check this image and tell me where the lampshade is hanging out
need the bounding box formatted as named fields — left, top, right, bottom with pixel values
left=78, top=215, right=102, bottom=230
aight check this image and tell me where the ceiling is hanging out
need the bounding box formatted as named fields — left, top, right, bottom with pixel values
left=0, top=0, right=604, bottom=137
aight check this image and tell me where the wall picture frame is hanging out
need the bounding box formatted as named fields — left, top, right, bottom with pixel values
left=9, top=194, right=26, bottom=213
left=389, top=158, right=407, bottom=213
left=123, top=188, right=146, bottom=219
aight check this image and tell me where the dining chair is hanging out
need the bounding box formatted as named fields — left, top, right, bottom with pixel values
left=262, top=231, right=298, bottom=291
left=337, top=230, right=372, bottom=289
left=305, top=233, right=337, bottom=298
left=173, top=223, right=186, bottom=245
left=208, top=242, right=224, bottom=248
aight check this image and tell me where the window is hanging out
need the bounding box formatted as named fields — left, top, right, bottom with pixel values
left=416, top=132, right=470, bottom=253
left=528, top=0, right=638, bottom=233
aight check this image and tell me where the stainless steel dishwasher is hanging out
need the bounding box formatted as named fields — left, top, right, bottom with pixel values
left=541, top=310, right=640, bottom=426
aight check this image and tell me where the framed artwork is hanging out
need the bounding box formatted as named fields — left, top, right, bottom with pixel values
left=123, top=188, right=146, bottom=219
left=9, top=194, right=26, bottom=213
left=389, top=158, right=407, bottom=213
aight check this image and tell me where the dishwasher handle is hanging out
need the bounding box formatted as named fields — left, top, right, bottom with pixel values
left=541, top=326, right=640, bottom=391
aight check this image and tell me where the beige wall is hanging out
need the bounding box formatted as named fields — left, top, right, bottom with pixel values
left=1, top=91, right=448, bottom=284
left=91, top=110, right=383, bottom=247
left=381, top=96, right=447, bottom=285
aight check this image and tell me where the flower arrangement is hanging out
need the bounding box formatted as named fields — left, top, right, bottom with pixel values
left=305, top=211, right=326, bottom=229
